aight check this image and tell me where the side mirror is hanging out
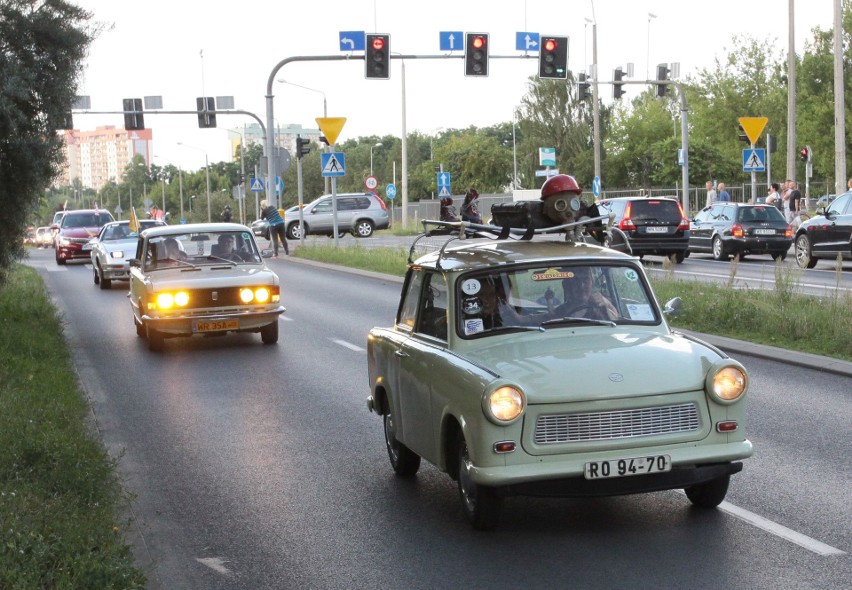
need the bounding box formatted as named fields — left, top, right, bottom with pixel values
left=261, top=248, right=273, bottom=258
left=662, top=297, right=682, bottom=318
left=129, top=259, right=140, bottom=268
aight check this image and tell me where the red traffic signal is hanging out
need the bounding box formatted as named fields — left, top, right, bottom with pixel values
left=464, top=33, right=490, bottom=77
left=371, top=36, right=385, bottom=51
left=543, top=38, right=558, bottom=52
left=365, top=33, right=390, bottom=79
left=472, top=36, right=486, bottom=50
left=539, top=35, right=568, bottom=79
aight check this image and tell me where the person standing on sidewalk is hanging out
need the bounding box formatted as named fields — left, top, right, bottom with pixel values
left=260, top=200, right=288, bottom=256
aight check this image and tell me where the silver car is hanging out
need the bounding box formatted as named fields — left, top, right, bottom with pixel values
left=284, top=193, right=389, bottom=239
left=90, top=220, right=166, bottom=289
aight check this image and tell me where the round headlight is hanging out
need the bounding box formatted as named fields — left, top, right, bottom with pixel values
left=156, top=293, right=174, bottom=309
left=174, top=291, right=190, bottom=307
left=711, top=366, right=747, bottom=402
left=254, top=287, right=270, bottom=303
left=488, top=386, right=525, bottom=423
left=239, top=288, right=255, bottom=303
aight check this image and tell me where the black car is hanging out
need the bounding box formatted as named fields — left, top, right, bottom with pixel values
left=597, top=196, right=689, bottom=263
left=688, top=203, right=792, bottom=261
left=794, top=191, right=852, bottom=269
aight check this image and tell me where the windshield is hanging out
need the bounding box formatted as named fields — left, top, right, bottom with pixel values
left=456, top=263, right=658, bottom=338
left=143, top=230, right=262, bottom=270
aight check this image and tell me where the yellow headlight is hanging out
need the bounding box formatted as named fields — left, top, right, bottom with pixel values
left=254, top=287, right=270, bottom=303
left=489, top=386, right=525, bottom=422
left=156, top=293, right=174, bottom=309
left=239, top=288, right=254, bottom=303
left=174, top=291, right=190, bottom=306
left=713, top=366, right=747, bottom=401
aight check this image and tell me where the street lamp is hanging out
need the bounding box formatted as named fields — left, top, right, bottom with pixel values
left=647, top=13, right=657, bottom=80
left=277, top=78, right=330, bottom=194
left=189, top=195, right=196, bottom=215
left=177, top=142, right=211, bottom=222
left=370, top=142, right=383, bottom=176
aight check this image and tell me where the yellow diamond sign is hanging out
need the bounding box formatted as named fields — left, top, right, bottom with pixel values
left=738, top=117, right=768, bottom=145
left=315, top=117, right=347, bottom=146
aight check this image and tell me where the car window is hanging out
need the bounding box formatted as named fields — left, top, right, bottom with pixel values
left=355, top=197, right=371, bottom=209
left=338, top=198, right=356, bottom=211
left=628, top=200, right=682, bottom=222
left=826, top=193, right=851, bottom=216
left=313, top=200, right=333, bottom=213
left=415, top=272, right=449, bottom=340
left=145, top=230, right=261, bottom=270
left=397, top=270, right=424, bottom=331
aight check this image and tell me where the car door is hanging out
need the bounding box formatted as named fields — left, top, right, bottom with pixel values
left=307, top=198, right=334, bottom=233
left=689, top=207, right=715, bottom=252
left=812, top=192, right=852, bottom=256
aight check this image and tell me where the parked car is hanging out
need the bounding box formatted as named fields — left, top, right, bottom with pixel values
left=35, top=226, right=52, bottom=248
left=688, top=202, right=793, bottom=261
left=366, top=221, right=752, bottom=530
left=794, top=190, right=852, bottom=269
left=54, top=209, right=115, bottom=264
left=90, top=220, right=166, bottom=289
left=128, top=223, right=285, bottom=351
left=815, top=194, right=836, bottom=209
left=284, top=193, right=389, bottom=239
left=595, top=196, right=689, bottom=263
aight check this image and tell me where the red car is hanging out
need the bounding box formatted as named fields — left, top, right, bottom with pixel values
left=54, top=209, right=115, bottom=265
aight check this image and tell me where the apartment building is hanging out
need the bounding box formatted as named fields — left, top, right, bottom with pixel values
left=59, top=126, right=153, bottom=191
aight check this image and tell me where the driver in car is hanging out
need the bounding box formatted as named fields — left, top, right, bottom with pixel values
left=554, top=267, right=619, bottom=321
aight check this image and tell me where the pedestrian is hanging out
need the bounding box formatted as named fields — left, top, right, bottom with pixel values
left=787, top=180, right=802, bottom=223
left=717, top=183, right=731, bottom=202
left=221, top=204, right=232, bottom=222
left=765, top=182, right=780, bottom=207
left=847, top=178, right=852, bottom=191
left=705, top=181, right=717, bottom=208
left=259, top=199, right=289, bottom=256
left=461, top=188, right=482, bottom=224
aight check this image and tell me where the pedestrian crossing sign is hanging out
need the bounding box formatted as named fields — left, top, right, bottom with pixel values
left=321, top=152, right=346, bottom=177
left=742, top=148, right=766, bottom=172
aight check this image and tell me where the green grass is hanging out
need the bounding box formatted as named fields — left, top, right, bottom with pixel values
left=294, top=244, right=852, bottom=362
left=0, top=265, right=145, bottom=589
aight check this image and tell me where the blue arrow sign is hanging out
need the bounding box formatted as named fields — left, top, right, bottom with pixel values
left=321, top=152, right=346, bottom=177
left=742, top=148, right=766, bottom=172
left=592, top=176, right=601, bottom=198
left=516, top=32, right=540, bottom=52
left=339, top=31, right=365, bottom=52
left=439, top=31, right=464, bottom=51
left=437, top=172, right=451, bottom=188
left=386, top=184, right=397, bottom=200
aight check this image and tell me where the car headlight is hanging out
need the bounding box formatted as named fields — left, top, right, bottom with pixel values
left=110, top=251, right=124, bottom=259
left=59, top=237, right=71, bottom=246
left=706, top=362, right=748, bottom=404
left=484, top=385, right=526, bottom=424
left=240, top=287, right=273, bottom=303
left=152, top=291, right=190, bottom=310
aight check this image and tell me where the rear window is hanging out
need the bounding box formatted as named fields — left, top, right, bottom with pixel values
left=737, top=206, right=785, bottom=222
left=629, top=200, right=682, bottom=222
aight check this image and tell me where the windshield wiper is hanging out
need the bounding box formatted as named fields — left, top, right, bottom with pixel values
left=206, top=255, right=238, bottom=266
left=486, top=324, right=545, bottom=334
left=541, top=316, right=616, bottom=328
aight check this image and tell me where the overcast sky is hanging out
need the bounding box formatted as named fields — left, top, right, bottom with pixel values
left=71, top=0, right=836, bottom=171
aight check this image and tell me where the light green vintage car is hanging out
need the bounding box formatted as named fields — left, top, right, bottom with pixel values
left=367, top=230, right=752, bottom=530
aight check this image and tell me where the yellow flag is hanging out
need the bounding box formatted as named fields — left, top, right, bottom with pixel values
left=129, top=207, right=139, bottom=233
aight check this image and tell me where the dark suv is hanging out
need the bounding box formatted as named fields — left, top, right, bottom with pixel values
left=597, top=197, right=689, bottom=263
left=284, top=193, right=389, bottom=239
left=794, top=191, right=852, bottom=268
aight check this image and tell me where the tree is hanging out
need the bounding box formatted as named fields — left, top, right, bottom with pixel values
left=0, top=0, right=94, bottom=285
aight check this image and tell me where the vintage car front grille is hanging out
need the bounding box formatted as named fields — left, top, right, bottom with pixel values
left=182, top=287, right=279, bottom=309
left=534, top=402, right=699, bottom=444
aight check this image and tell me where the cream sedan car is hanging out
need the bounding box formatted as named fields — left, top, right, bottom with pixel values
left=90, top=220, right=165, bottom=289
left=367, top=226, right=752, bottom=530
left=128, top=223, right=285, bottom=352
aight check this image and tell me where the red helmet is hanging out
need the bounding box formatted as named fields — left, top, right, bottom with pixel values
left=541, top=174, right=582, bottom=199
left=440, top=197, right=454, bottom=206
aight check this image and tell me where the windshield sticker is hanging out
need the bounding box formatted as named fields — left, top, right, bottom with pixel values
left=461, top=278, right=481, bottom=295
left=626, top=303, right=655, bottom=321
left=241, top=232, right=251, bottom=239
left=623, top=269, right=639, bottom=282
left=464, top=318, right=485, bottom=335
left=462, top=297, right=483, bottom=315
left=532, top=268, right=575, bottom=281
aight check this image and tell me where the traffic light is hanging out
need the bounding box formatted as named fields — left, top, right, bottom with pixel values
left=464, top=33, right=489, bottom=77
left=196, top=97, right=217, bottom=128
left=59, top=110, right=74, bottom=130
left=613, top=67, right=625, bottom=99
left=538, top=35, right=568, bottom=79
left=655, top=63, right=670, bottom=98
left=365, top=34, right=390, bottom=79
left=577, top=73, right=591, bottom=101
left=122, top=98, right=144, bottom=130
left=296, top=135, right=312, bottom=159
left=738, top=124, right=750, bottom=143
left=800, top=146, right=811, bottom=162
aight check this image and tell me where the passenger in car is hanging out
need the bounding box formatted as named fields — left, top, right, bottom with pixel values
left=555, top=267, right=619, bottom=321
left=213, top=234, right=245, bottom=262
left=476, top=275, right=523, bottom=328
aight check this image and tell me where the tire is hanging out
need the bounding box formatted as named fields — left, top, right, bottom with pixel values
left=135, top=317, right=145, bottom=338
left=711, top=236, right=727, bottom=261
left=457, top=436, right=502, bottom=530
left=56, top=254, right=66, bottom=266
left=685, top=474, right=730, bottom=508
left=148, top=327, right=164, bottom=352
left=353, top=219, right=375, bottom=238
left=97, top=263, right=111, bottom=290
left=93, top=264, right=100, bottom=285
left=286, top=223, right=302, bottom=240
left=260, top=320, right=279, bottom=344
left=795, top=234, right=817, bottom=268
left=672, top=251, right=685, bottom=264
left=383, top=412, right=420, bottom=476
left=771, top=251, right=788, bottom=262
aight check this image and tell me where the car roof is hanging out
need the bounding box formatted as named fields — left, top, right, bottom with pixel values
left=412, top=238, right=634, bottom=272
left=141, top=222, right=252, bottom=238
left=601, top=196, right=680, bottom=202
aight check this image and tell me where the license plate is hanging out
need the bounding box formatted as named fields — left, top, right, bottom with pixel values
left=754, top=228, right=775, bottom=235
left=645, top=226, right=669, bottom=233
left=584, top=454, right=671, bottom=480
left=193, top=319, right=239, bottom=333
left=82, top=244, right=92, bottom=251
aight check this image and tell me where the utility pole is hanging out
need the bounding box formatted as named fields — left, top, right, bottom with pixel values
left=786, top=0, right=796, bottom=182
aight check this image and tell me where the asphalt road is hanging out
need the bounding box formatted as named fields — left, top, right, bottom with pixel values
left=23, top=248, right=851, bottom=590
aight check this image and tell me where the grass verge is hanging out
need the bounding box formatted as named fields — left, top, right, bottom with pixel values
left=0, top=265, right=145, bottom=589
left=294, top=243, right=852, bottom=362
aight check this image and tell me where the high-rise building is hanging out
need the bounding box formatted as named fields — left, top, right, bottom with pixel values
left=59, top=126, right=153, bottom=191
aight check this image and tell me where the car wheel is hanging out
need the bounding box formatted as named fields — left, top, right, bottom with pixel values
left=383, top=412, right=420, bottom=477
left=795, top=234, right=817, bottom=269
left=56, top=254, right=66, bottom=266
left=771, top=250, right=788, bottom=262
left=672, top=251, right=685, bottom=264
left=260, top=320, right=279, bottom=344
left=712, top=236, right=727, bottom=261
left=685, top=474, right=730, bottom=508
left=286, top=223, right=302, bottom=240
left=92, top=263, right=100, bottom=285
left=457, top=436, right=502, bottom=530
left=147, top=327, right=164, bottom=352
left=97, top=263, right=111, bottom=290
left=354, top=220, right=375, bottom=238
left=135, top=317, right=145, bottom=338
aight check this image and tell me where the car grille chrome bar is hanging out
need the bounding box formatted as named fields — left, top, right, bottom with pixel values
left=534, top=403, right=699, bottom=444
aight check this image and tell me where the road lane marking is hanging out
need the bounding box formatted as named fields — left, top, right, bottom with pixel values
left=196, top=557, right=233, bottom=576
left=279, top=315, right=294, bottom=322
left=331, top=338, right=365, bottom=352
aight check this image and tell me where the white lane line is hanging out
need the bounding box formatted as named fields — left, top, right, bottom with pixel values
left=279, top=315, right=294, bottom=322
left=196, top=557, right=233, bottom=576
left=718, top=501, right=845, bottom=556
left=331, top=338, right=365, bottom=352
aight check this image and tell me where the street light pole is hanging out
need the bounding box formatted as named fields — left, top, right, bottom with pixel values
left=370, top=142, right=383, bottom=176
left=278, top=78, right=329, bottom=194
left=647, top=13, right=657, bottom=80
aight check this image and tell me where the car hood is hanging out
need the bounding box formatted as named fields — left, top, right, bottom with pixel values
left=99, top=239, right=139, bottom=258
left=461, top=330, right=721, bottom=403
left=61, top=227, right=102, bottom=238
left=141, top=265, right=279, bottom=289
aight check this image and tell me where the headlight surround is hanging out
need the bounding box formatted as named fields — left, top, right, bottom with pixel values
left=153, top=291, right=190, bottom=310
left=706, top=363, right=748, bottom=404
left=483, top=385, right=526, bottom=425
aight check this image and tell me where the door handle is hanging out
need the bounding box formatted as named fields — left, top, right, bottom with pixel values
left=394, top=350, right=409, bottom=358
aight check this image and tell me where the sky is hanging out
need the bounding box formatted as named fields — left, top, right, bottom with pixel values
left=70, top=0, right=837, bottom=172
